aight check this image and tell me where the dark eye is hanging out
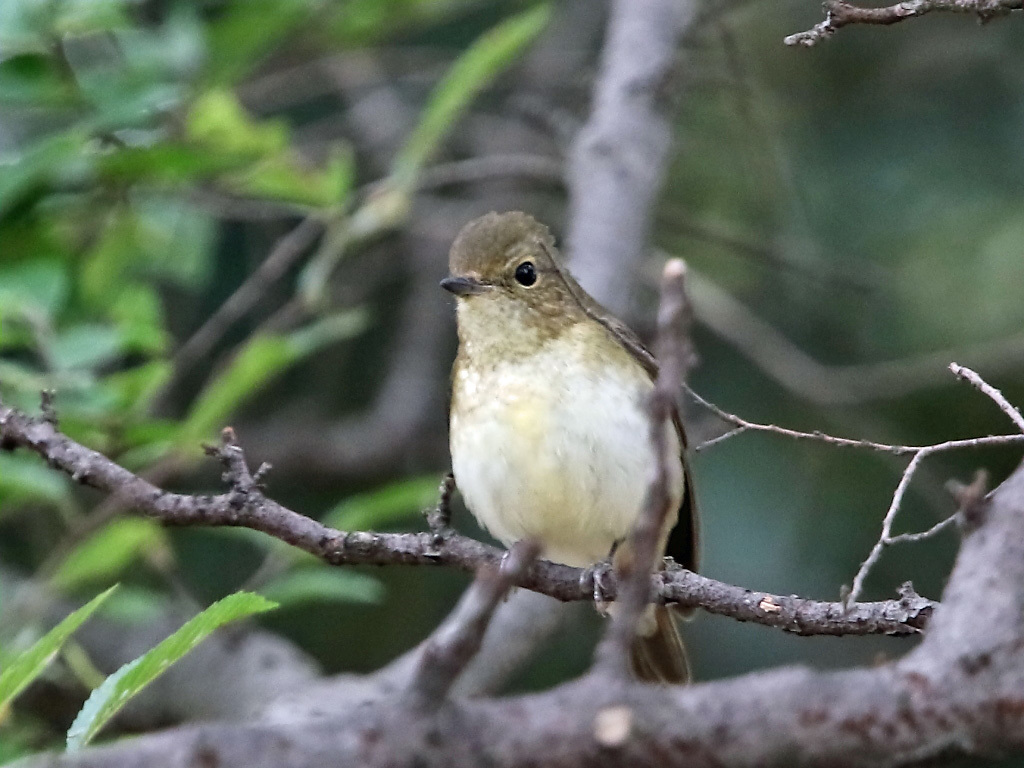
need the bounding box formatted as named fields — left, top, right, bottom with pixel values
left=514, top=261, right=537, bottom=286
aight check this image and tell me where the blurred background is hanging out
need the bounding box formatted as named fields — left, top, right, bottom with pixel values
left=1, top=0, right=1023, bottom=761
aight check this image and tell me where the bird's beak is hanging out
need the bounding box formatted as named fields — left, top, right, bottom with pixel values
left=440, top=276, right=492, bottom=296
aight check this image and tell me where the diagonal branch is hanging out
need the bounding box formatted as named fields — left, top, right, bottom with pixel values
left=0, top=398, right=932, bottom=637
left=170, top=216, right=324, bottom=378
left=950, top=363, right=1024, bottom=434
left=404, top=540, right=540, bottom=704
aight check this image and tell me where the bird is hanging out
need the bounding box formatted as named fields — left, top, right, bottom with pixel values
left=441, top=211, right=698, bottom=683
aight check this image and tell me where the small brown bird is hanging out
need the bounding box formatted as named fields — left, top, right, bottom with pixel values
left=442, top=211, right=698, bottom=683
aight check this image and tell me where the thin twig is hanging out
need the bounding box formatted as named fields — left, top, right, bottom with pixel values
left=693, top=425, right=748, bottom=452
left=171, top=217, right=324, bottom=376
left=785, top=0, right=1021, bottom=47
left=886, top=513, right=958, bottom=545
left=947, top=469, right=991, bottom=531
left=40, top=389, right=58, bottom=428
left=683, top=362, right=1024, bottom=604
left=10, top=461, right=1024, bottom=768
left=594, top=259, right=688, bottom=679
left=424, top=472, right=456, bottom=539
left=689, top=384, right=1024, bottom=456
left=848, top=449, right=930, bottom=603
left=950, top=363, right=1024, bottom=434
left=416, top=154, right=563, bottom=191
left=847, top=366, right=1024, bottom=602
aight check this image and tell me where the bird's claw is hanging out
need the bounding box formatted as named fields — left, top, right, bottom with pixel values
left=579, top=559, right=614, bottom=612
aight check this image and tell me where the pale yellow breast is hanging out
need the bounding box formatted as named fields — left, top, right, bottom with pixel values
left=450, top=322, right=682, bottom=567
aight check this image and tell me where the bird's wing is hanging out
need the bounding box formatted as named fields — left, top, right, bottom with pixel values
left=557, top=267, right=700, bottom=573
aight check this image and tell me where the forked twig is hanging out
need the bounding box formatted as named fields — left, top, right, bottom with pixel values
left=847, top=364, right=1023, bottom=602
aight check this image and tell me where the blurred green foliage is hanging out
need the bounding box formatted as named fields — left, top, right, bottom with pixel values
left=0, top=0, right=1021, bottom=765
left=0, top=588, right=115, bottom=715
left=0, top=0, right=549, bottom=757
left=65, top=590, right=277, bottom=751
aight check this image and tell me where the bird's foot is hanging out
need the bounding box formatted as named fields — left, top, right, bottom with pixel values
left=579, top=558, right=615, bottom=613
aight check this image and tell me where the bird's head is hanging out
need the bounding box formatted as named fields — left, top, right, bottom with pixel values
left=442, top=212, right=588, bottom=351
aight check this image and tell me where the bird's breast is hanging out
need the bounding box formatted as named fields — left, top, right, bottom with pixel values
left=450, top=331, right=680, bottom=567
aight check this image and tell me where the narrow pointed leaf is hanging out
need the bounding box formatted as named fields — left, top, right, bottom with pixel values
left=66, top=591, right=277, bottom=751
left=0, top=587, right=117, bottom=711
left=391, top=4, right=550, bottom=185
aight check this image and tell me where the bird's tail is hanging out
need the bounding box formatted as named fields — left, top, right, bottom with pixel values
left=630, top=604, right=690, bottom=684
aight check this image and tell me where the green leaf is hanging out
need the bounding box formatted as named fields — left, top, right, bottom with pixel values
left=182, top=88, right=351, bottom=207
left=391, top=4, right=550, bottom=185
left=261, top=569, right=383, bottom=607
left=52, top=0, right=129, bottom=36
left=0, top=259, right=69, bottom=319
left=81, top=201, right=216, bottom=306
left=50, top=324, right=123, bottom=372
left=204, top=0, right=322, bottom=85
left=0, top=52, right=76, bottom=106
left=231, top=145, right=354, bottom=208
left=98, top=144, right=241, bottom=186
left=186, top=89, right=287, bottom=158
left=100, top=361, right=173, bottom=416
left=0, top=587, right=117, bottom=712
left=179, top=311, right=365, bottom=444
left=0, top=361, right=50, bottom=400
left=114, top=419, right=177, bottom=470
left=0, top=131, right=91, bottom=217
left=109, top=285, right=169, bottom=355
left=66, top=591, right=277, bottom=750
left=143, top=199, right=216, bottom=287
left=51, top=519, right=167, bottom=593
left=327, top=0, right=470, bottom=46
left=178, top=335, right=292, bottom=445
left=0, top=454, right=71, bottom=512
left=285, top=309, right=367, bottom=358
left=0, top=0, right=55, bottom=55
left=324, top=475, right=440, bottom=531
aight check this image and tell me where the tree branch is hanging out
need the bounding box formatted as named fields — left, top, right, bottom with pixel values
left=785, top=0, right=1022, bottom=47
left=682, top=360, right=1024, bottom=603
left=0, top=400, right=931, bottom=637
left=169, top=216, right=324, bottom=378
left=565, top=0, right=696, bottom=314
left=14, top=460, right=1024, bottom=768
left=842, top=363, right=1024, bottom=602
left=405, top=541, right=540, bottom=704
left=687, top=270, right=1024, bottom=406
left=9, top=231, right=1024, bottom=766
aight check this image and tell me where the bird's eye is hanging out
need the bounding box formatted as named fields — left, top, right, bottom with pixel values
left=514, top=261, right=537, bottom=286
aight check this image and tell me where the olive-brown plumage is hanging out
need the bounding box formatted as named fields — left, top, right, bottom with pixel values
left=443, top=211, right=698, bottom=683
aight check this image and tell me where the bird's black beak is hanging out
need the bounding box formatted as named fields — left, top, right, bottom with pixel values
left=440, top=276, right=491, bottom=296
